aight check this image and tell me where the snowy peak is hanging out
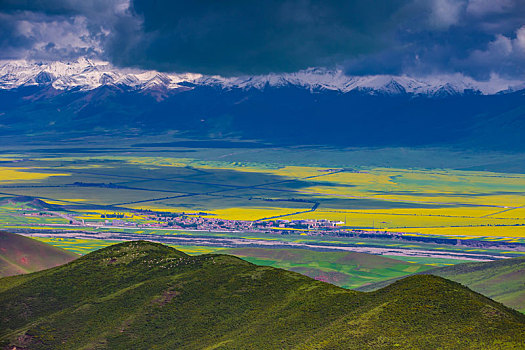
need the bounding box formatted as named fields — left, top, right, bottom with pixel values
left=0, top=59, right=522, bottom=96
left=0, top=59, right=201, bottom=92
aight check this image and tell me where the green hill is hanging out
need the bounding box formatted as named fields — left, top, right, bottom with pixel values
left=223, top=247, right=432, bottom=289
left=0, top=196, right=63, bottom=211
left=425, top=257, right=525, bottom=313
left=1, top=241, right=524, bottom=349
left=356, top=256, right=525, bottom=313
left=0, top=231, right=78, bottom=277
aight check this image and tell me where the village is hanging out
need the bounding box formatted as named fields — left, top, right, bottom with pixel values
left=98, top=211, right=348, bottom=235
left=15, top=201, right=407, bottom=238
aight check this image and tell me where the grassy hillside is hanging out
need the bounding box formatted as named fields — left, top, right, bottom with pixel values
left=356, top=256, right=525, bottom=313
left=0, top=231, right=78, bottom=277
left=223, top=247, right=432, bottom=289
left=1, top=241, right=524, bottom=349
left=426, top=257, right=525, bottom=313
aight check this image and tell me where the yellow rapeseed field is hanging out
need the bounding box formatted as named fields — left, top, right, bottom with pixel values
left=0, top=167, right=70, bottom=183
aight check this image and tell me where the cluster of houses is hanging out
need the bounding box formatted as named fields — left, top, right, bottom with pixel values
left=93, top=212, right=346, bottom=234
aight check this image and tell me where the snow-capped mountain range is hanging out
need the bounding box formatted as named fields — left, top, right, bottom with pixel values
left=1, top=58, right=523, bottom=96
left=1, top=58, right=524, bottom=153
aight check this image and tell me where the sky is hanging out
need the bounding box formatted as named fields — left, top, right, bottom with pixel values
left=0, top=0, right=524, bottom=79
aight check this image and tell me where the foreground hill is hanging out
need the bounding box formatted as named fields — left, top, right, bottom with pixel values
left=223, top=247, right=432, bottom=289
left=356, top=256, right=525, bottom=313
left=1, top=241, right=524, bottom=349
left=0, top=231, right=78, bottom=277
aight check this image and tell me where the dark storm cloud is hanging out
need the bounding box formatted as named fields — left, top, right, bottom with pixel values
left=1, top=0, right=525, bottom=79
left=104, top=0, right=525, bottom=78
left=106, top=0, right=412, bottom=75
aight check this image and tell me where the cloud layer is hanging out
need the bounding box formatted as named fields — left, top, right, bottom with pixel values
left=0, top=0, right=524, bottom=78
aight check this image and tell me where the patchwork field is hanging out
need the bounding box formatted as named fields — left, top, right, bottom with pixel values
left=0, top=153, right=523, bottom=233
left=0, top=147, right=522, bottom=275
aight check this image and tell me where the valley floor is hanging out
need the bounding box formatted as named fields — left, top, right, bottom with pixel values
left=0, top=145, right=523, bottom=291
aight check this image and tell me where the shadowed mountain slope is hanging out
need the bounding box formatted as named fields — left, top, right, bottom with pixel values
left=1, top=241, right=524, bottom=349
left=1, top=85, right=525, bottom=152
left=0, top=231, right=78, bottom=277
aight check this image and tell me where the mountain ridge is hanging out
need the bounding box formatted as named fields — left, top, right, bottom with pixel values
left=1, top=59, right=523, bottom=96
